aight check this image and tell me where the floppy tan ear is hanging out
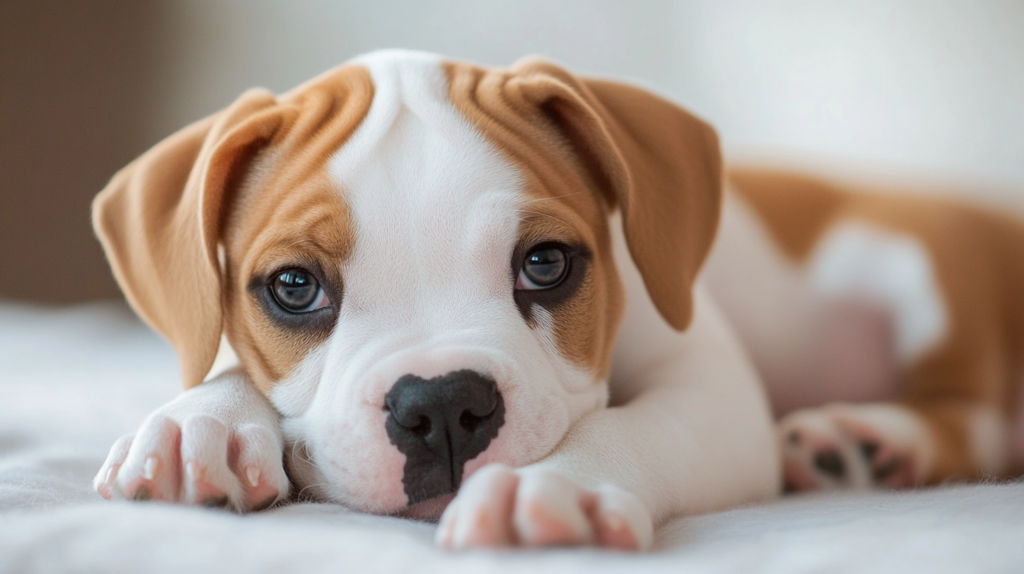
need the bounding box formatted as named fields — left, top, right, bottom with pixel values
left=507, top=58, right=723, bottom=331
left=92, top=89, right=284, bottom=388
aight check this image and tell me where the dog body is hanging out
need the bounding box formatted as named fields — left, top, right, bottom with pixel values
left=91, top=50, right=1023, bottom=550
left=92, top=51, right=778, bottom=550
left=705, top=171, right=1024, bottom=490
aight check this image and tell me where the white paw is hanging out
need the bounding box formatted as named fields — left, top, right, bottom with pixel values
left=93, top=372, right=289, bottom=511
left=436, top=464, right=653, bottom=551
left=779, top=403, right=932, bottom=491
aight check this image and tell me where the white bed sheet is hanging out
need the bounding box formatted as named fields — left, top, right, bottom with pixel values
left=1, top=302, right=1021, bottom=574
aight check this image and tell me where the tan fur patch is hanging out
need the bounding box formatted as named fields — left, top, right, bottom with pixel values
left=221, top=66, right=374, bottom=393
left=223, top=169, right=353, bottom=392
left=443, top=58, right=723, bottom=379
left=730, top=167, right=1024, bottom=482
left=727, top=169, right=849, bottom=261
left=514, top=182, right=622, bottom=378
left=93, top=63, right=374, bottom=390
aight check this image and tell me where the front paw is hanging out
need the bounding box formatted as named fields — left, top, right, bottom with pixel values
left=92, top=374, right=290, bottom=511
left=436, top=464, right=653, bottom=551
left=93, top=414, right=288, bottom=511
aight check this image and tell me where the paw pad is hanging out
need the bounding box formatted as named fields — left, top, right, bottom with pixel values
left=779, top=404, right=924, bottom=491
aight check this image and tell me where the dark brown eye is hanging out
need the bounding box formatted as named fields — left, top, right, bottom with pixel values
left=271, top=269, right=324, bottom=313
left=518, top=244, right=569, bottom=290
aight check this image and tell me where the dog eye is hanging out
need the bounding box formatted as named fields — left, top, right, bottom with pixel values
left=517, top=244, right=569, bottom=290
left=271, top=269, right=329, bottom=313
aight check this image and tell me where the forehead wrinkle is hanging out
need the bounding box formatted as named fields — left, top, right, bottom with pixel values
left=271, top=192, right=348, bottom=244
left=243, top=183, right=351, bottom=271
left=516, top=192, right=597, bottom=249
left=270, top=172, right=344, bottom=215
left=229, top=154, right=351, bottom=249
left=227, top=62, right=371, bottom=262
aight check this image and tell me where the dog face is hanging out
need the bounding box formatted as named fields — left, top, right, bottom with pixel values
left=93, top=50, right=721, bottom=515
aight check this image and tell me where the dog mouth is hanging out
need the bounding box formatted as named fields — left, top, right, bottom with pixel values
left=281, top=384, right=505, bottom=514
left=395, top=492, right=456, bottom=521
left=276, top=353, right=591, bottom=516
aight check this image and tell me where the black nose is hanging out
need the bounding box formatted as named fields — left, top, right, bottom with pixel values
left=384, top=370, right=505, bottom=505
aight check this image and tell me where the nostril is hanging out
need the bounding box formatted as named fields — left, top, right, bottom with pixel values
left=459, top=410, right=484, bottom=432
left=384, top=399, right=433, bottom=436
left=411, top=416, right=432, bottom=437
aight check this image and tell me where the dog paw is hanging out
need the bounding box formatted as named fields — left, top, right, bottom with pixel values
left=436, top=464, right=653, bottom=551
left=779, top=403, right=933, bottom=491
left=93, top=373, right=289, bottom=511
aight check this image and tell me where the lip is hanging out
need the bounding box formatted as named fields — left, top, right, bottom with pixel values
left=395, top=493, right=456, bottom=521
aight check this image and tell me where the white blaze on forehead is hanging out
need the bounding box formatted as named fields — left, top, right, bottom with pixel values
left=329, top=50, right=524, bottom=328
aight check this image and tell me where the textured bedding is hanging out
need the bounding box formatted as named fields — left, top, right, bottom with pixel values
left=1, top=302, right=1022, bottom=573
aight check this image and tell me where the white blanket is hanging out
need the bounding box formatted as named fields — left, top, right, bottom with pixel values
left=1, top=302, right=1021, bottom=573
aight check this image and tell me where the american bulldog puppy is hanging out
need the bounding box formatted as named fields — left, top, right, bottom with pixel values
left=91, top=50, right=779, bottom=550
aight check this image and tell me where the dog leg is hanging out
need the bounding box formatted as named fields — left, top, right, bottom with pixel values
left=93, top=369, right=289, bottom=511
left=438, top=289, right=781, bottom=550
left=779, top=400, right=1008, bottom=490
left=436, top=464, right=651, bottom=550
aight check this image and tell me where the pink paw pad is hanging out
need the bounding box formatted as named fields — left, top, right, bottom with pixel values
left=780, top=405, right=921, bottom=491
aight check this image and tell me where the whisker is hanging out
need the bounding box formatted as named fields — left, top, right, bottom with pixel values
left=288, top=438, right=316, bottom=467
left=296, top=481, right=329, bottom=500
left=517, top=209, right=572, bottom=227
left=287, top=439, right=328, bottom=501
left=521, top=191, right=583, bottom=205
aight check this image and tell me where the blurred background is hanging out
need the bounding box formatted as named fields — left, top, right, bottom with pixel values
left=2, top=0, right=1022, bottom=304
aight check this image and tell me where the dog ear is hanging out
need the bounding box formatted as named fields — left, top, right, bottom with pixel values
left=507, top=58, right=723, bottom=331
left=93, top=89, right=284, bottom=388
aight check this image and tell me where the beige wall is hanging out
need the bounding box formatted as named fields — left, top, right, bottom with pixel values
left=2, top=0, right=1022, bottom=303
left=0, top=1, right=165, bottom=303
left=154, top=0, right=1024, bottom=187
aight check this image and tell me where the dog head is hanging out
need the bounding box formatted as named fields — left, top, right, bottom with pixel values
left=93, top=50, right=721, bottom=515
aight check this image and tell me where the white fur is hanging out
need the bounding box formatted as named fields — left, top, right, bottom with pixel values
left=702, top=192, right=832, bottom=414
left=809, top=221, right=948, bottom=364
left=434, top=215, right=781, bottom=546
left=437, top=464, right=653, bottom=549
left=524, top=213, right=780, bottom=517
left=271, top=50, right=604, bottom=513
left=706, top=193, right=945, bottom=416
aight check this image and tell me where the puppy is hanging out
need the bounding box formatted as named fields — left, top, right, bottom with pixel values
left=704, top=170, right=1024, bottom=491
left=91, top=50, right=779, bottom=550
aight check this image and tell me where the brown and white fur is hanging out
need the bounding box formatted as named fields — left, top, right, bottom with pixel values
left=90, top=50, right=778, bottom=551
left=706, top=169, right=1024, bottom=491
left=90, top=49, right=1024, bottom=551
